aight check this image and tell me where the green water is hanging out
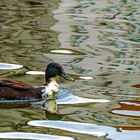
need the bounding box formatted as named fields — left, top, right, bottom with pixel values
left=0, top=0, right=140, bottom=140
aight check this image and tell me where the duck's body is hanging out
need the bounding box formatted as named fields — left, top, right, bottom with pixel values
left=0, top=79, right=43, bottom=100
left=0, top=63, right=74, bottom=101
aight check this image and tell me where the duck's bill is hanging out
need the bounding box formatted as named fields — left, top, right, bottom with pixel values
left=61, top=72, right=75, bottom=81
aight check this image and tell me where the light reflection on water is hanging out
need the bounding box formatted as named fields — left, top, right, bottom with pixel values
left=112, top=100, right=140, bottom=117
left=0, top=132, right=74, bottom=140
left=112, top=110, right=140, bottom=117
left=0, top=0, right=140, bottom=140
left=28, top=120, right=140, bottom=140
left=0, top=63, right=23, bottom=70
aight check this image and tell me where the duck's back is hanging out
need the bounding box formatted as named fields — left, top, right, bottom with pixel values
left=0, top=80, right=42, bottom=100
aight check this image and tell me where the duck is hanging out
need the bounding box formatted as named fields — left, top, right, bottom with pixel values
left=0, top=62, right=74, bottom=101
left=132, top=83, right=140, bottom=89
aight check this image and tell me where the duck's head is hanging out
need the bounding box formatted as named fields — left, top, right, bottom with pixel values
left=45, top=62, right=74, bottom=84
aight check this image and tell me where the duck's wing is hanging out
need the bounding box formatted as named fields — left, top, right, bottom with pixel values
left=0, top=79, right=34, bottom=90
left=132, top=83, right=140, bottom=88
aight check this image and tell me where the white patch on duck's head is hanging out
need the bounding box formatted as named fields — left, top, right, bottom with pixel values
left=41, top=77, right=59, bottom=99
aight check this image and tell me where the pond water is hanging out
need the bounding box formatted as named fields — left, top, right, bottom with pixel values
left=0, top=0, right=140, bottom=140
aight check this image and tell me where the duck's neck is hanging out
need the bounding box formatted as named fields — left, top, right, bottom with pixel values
left=41, top=77, right=59, bottom=99
left=47, top=77, right=57, bottom=85
left=46, top=77, right=57, bottom=85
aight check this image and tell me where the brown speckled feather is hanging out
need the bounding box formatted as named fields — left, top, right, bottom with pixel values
left=132, top=83, right=140, bottom=88
left=0, top=80, right=33, bottom=89
left=0, top=80, right=43, bottom=100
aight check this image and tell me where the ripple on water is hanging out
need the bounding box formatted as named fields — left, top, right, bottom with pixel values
left=48, top=48, right=86, bottom=55
left=0, top=0, right=140, bottom=140
left=112, top=101, right=140, bottom=118
left=43, top=48, right=86, bottom=68
left=0, top=132, right=74, bottom=140
left=28, top=120, right=108, bottom=137
left=0, top=63, right=23, bottom=70
left=56, top=89, right=110, bottom=104
left=28, top=120, right=140, bottom=140
left=26, top=71, right=45, bottom=75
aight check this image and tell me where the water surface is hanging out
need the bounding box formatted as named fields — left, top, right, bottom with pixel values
left=0, top=0, right=140, bottom=140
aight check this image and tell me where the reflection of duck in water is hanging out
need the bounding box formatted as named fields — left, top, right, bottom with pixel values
left=0, top=62, right=74, bottom=101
